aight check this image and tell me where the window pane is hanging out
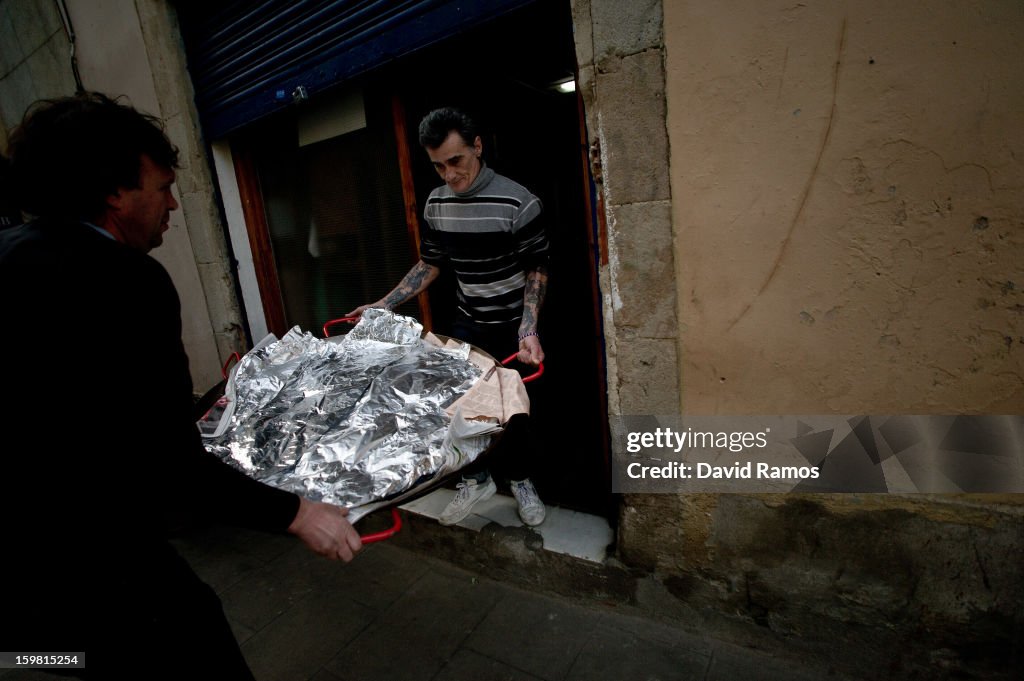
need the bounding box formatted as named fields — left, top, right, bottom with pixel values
left=254, top=107, right=418, bottom=335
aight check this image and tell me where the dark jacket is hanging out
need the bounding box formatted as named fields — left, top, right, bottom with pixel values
left=0, top=218, right=299, bottom=657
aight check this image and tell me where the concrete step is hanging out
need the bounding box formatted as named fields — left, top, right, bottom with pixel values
left=400, top=488, right=615, bottom=564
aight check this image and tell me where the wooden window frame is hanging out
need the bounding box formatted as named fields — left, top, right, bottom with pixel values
left=229, top=94, right=432, bottom=339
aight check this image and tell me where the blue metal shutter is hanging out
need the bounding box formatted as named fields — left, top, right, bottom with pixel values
left=177, top=0, right=535, bottom=139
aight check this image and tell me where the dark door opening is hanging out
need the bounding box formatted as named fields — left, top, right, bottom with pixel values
left=236, top=93, right=425, bottom=333
left=226, top=1, right=611, bottom=519
left=386, top=1, right=611, bottom=517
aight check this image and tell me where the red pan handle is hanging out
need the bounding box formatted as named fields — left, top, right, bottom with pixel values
left=501, top=354, right=545, bottom=383
left=359, top=507, right=403, bottom=544
left=322, top=316, right=360, bottom=338
left=221, top=352, right=241, bottom=380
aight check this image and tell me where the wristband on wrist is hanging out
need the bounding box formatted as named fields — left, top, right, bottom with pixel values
left=518, top=331, right=539, bottom=342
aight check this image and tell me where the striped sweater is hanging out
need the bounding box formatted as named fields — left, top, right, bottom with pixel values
left=420, top=165, right=549, bottom=325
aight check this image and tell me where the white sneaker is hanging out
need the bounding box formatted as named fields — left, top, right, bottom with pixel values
left=510, top=479, right=546, bottom=526
left=439, top=477, right=496, bottom=526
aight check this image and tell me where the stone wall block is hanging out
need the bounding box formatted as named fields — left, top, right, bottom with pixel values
left=615, top=338, right=680, bottom=414
left=575, top=64, right=602, bottom=176
left=160, top=111, right=209, bottom=195
left=42, top=32, right=78, bottom=95
left=162, top=108, right=233, bottom=277
left=1, top=2, right=74, bottom=133
left=591, top=0, right=662, bottom=61
left=197, top=262, right=244, bottom=335
left=664, top=495, right=1024, bottom=678
left=135, top=0, right=188, bottom=120
left=178, top=190, right=227, bottom=264
left=7, top=0, right=56, bottom=58
left=576, top=64, right=597, bottom=121
left=594, top=49, right=670, bottom=206
left=617, top=493, right=720, bottom=574
left=0, top=5, right=21, bottom=76
left=214, top=327, right=247, bottom=367
left=138, top=0, right=244, bottom=367
left=608, top=200, right=677, bottom=337
left=568, top=0, right=594, bottom=70
left=25, top=34, right=74, bottom=102
left=0, top=62, right=39, bottom=132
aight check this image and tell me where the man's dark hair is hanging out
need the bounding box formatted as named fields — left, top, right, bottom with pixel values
left=418, top=107, right=480, bottom=149
left=8, top=91, right=179, bottom=221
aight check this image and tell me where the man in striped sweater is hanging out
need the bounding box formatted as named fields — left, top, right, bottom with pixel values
left=349, top=107, right=548, bottom=526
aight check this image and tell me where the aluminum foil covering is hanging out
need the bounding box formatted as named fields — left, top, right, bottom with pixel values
left=203, top=309, right=483, bottom=509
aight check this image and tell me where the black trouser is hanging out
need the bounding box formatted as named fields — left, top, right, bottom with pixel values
left=125, top=551, right=256, bottom=680
left=9, top=542, right=255, bottom=680
left=452, top=317, right=540, bottom=484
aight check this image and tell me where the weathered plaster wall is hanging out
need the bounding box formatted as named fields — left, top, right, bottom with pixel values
left=0, top=0, right=244, bottom=392
left=573, top=1, right=1023, bottom=677
left=619, top=492, right=1023, bottom=679
left=664, top=0, right=1024, bottom=414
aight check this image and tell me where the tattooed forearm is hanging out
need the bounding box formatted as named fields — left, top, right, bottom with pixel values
left=518, top=266, right=548, bottom=335
left=383, top=260, right=440, bottom=309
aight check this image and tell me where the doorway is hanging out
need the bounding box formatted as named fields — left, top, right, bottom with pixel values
left=230, top=1, right=611, bottom=517
left=388, top=2, right=610, bottom=516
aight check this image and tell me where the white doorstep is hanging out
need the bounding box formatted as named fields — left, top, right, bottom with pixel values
left=400, top=488, right=614, bottom=564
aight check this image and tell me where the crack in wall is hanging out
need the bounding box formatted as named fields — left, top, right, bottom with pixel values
left=0, top=28, right=64, bottom=81
left=596, top=46, right=664, bottom=73
left=726, top=17, right=848, bottom=332
left=972, top=540, right=992, bottom=592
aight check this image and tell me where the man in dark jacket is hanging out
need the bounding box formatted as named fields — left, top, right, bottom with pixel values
left=0, top=154, right=21, bottom=229
left=0, top=92, right=362, bottom=679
